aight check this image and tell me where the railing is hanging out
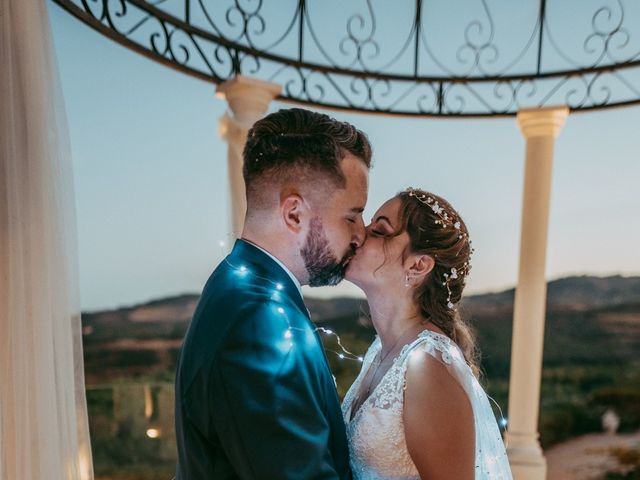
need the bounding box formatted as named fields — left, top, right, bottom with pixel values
left=51, top=0, right=640, bottom=117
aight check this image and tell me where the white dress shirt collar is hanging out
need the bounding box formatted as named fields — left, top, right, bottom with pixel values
left=240, top=239, right=303, bottom=297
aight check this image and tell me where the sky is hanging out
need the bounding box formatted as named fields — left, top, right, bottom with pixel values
left=47, top=2, right=640, bottom=312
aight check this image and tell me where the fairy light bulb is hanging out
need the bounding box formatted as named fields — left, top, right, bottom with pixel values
left=486, top=393, right=508, bottom=432
left=224, top=260, right=364, bottom=363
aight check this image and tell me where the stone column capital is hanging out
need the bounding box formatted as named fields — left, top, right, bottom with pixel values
left=216, top=75, right=282, bottom=240
left=218, top=112, right=248, bottom=145
left=517, top=106, right=569, bottom=139
left=216, top=75, right=282, bottom=125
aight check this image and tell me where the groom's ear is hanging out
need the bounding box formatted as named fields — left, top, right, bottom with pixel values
left=407, top=254, right=436, bottom=280
left=280, top=193, right=308, bottom=233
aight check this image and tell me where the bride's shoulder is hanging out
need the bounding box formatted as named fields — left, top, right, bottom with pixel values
left=404, top=333, right=472, bottom=400
left=405, top=330, right=471, bottom=378
left=403, top=336, right=476, bottom=477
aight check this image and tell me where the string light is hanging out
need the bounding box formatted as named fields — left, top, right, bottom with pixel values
left=486, top=393, right=508, bottom=432
left=218, top=240, right=229, bottom=262
left=316, top=326, right=363, bottom=362
left=223, top=257, right=509, bottom=438
left=223, top=258, right=365, bottom=363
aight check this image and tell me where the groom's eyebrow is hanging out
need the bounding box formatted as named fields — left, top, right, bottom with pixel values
left=350, top=207, right=365, bottom=213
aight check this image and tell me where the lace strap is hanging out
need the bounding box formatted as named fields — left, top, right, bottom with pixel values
left=394, top=330, right=473, bottom=392
left=414, top=331, right=467, bottom=366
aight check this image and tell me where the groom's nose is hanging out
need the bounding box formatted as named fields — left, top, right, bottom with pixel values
left=351, top=216, right=366, bottom=248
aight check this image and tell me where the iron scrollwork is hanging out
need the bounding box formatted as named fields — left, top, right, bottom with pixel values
left=52, top=0, right=640, bottom=117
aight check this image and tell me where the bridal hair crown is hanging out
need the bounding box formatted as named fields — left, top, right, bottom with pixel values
left=405, top=187, right=474, bottom=310
left=405, top=187, right=468, bottom=240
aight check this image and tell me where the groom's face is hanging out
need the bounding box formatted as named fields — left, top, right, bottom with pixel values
left=301, top=154, right=369, bottom=286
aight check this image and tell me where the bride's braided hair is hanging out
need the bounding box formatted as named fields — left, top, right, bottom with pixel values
left=398, top=188, right=480, bottom=377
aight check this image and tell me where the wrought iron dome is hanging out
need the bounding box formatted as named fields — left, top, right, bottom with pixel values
left=53, top=0, right=640, bottom=117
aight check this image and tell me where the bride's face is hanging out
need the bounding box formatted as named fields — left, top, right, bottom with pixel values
left=345, top=197, right=410, bottom=290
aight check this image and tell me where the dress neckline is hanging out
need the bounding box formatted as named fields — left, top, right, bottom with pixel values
left=348, top=329, right=452, bottom=423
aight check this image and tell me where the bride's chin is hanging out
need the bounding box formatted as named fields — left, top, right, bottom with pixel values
left=344, top=266, right=367, bottom=288
left=344, top=265, right=359, bottom=284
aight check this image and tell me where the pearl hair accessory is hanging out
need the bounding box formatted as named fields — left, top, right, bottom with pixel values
left=405, top=187, right=475, bottom=310
left=221, top=244, right=511, bottom=431
left=406, top=187, right=468, bottom=240
left=219, top=242, right=512, bottom=431
left=443, top=265, right=471, bottom=310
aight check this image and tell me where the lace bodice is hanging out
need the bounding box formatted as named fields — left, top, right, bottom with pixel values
left=341, top=330, right=513, bottom=480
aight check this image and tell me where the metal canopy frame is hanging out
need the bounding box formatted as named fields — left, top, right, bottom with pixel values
left=52, top=0, right=640, bottom=117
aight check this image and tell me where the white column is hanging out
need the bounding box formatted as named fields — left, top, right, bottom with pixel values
left=216, top=75, right=282, bottom=240
left=505, top=106, right=569, bottom=480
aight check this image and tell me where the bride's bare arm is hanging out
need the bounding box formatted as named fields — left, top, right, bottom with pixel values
left=403, top=350, right=475, bottom=480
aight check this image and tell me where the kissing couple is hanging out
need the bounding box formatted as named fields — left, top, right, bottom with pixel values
left=174, top=108, right=513, bottom=479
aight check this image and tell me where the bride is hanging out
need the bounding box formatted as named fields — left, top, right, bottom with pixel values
left=342, top=187, right=513, bottom=480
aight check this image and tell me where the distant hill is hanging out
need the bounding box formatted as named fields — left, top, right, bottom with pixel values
left=81, top=275, right=640, bottom=383
left=463, top=275, right=640, bottom=314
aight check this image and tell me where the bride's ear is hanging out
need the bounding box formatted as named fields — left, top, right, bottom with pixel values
left=406, top=254, right=435, bottom=280
left=280, top=192, right=309, bottom=233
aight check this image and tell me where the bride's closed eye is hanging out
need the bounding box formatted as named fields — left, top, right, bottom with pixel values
left=368, top=223, right=389, bottom=237
left=368, top=216, right=394, bottom=236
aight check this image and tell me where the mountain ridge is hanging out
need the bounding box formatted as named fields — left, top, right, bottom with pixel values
left=80, top=274, right=640, bottom=384
left=83, top=274, right=640, bottom=325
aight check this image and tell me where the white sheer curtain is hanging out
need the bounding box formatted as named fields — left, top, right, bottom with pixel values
left=0, top=1, right=94, bottom=479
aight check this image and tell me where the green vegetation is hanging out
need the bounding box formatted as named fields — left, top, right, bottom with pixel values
left=85, top=363, right=640, bottom=478
left=606, top=445, right=640, bottom=479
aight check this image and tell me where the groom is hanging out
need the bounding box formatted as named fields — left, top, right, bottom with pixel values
left=175, top=108, right=372, bottom=479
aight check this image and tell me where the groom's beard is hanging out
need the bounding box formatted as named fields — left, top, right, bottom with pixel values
left=301, top=217, right=355, bottom=287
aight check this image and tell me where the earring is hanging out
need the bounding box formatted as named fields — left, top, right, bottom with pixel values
left=404, top=274, right=410, bottom=287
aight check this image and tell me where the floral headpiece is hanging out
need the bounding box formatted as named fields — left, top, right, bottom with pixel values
left=405, top=187, right=474, bottom=309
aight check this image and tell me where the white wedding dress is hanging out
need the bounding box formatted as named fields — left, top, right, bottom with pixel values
left=342, top=330, right=513, bottom=480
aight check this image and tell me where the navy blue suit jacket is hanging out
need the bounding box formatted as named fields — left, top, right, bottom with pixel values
left=175, top=239, right=351, bottom=479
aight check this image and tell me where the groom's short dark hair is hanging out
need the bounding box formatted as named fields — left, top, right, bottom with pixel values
left=243, top=108, right=372, bottom=210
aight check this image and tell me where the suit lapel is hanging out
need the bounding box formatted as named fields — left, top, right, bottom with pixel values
left=228, top=240, right=337, bottom=389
